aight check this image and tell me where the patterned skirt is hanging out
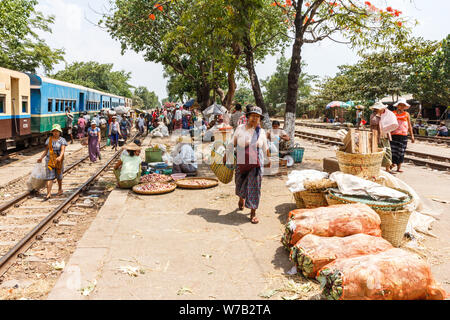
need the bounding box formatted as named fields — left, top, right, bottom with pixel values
left=235, top=166, right=262, bottom=210
left=390, top=135, right=408, bottom=165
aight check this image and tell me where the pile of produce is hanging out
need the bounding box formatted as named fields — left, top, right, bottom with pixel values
left=303, top=179, right=337, bottom=191
left=132, top=182, right=176, bottom=195
left=282, top=203, right=381, bottom=248
left=175, top=178, right=219, bottom=189
left=140, top=173, right=173, bottom=183
left=317, top=248, right=446, bottom=300
left=289, top=234, right=393, bottom=278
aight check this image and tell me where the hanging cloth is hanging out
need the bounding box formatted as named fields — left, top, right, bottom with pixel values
left=47, top=137, right=63, bottom=176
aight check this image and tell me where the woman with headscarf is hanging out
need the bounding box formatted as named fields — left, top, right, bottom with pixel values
left=390, top=98, right=415, bottom=173
left=37, top=124, right=68, bottom=200
left=87, top=121, right=101, bottom=162
left=77, top=115, right=86, bottom=139
left=225, top=106, right=270, bottom=224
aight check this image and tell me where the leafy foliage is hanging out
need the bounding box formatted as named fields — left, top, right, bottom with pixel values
left=407, top=35, right=450, bottom=106
left=52, top=61, right=133, bottom=97
left=133, top=86, right=160, bottom=109
left=262, top=56, right=314, bottom=116
left=0, top=0, right=64, bottom=72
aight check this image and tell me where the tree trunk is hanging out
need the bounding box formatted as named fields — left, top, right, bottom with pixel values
left=197, top=83, right=211, bottom=111
left=243, top=35, right=271, bottom=129
left=284, top=10, right=304, bottom=147
left=223, top=70, right=237, bottom=110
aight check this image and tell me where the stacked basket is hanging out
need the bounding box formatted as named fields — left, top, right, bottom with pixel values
left=326, top=189, right=413, bottom=247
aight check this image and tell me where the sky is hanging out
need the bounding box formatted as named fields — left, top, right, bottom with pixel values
left=36, top=0, right=450, bottom=101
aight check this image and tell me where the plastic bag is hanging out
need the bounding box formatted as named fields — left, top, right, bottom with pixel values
left=282, top=203, right=382, bottom=248
left=27, top=162, right=47, bottom=191
left=379, top=109, right=398, bottom=135
left=286, top=170, right=329, bottom=193
left=290, top=234, right=393, bottom=278
left=317, top=248, right=447, bottom=300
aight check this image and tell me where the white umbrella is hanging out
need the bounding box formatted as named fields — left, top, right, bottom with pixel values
left=203, top=103, right=227, bottom=116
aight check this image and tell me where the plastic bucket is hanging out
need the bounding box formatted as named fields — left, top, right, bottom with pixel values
left=291, top=146, right=305, bottom=163
left=145, top=148, right=163, bottom=163
left=106, top=138, right=111, bottom=146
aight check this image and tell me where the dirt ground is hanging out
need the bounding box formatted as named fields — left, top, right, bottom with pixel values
left=44, top=134, right=450, bottom=299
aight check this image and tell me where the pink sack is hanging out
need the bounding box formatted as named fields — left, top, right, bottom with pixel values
left=380, top=109, right=398, bottom=134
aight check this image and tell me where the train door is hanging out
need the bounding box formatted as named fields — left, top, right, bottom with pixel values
left=10, top=77, right=20, bottom=137
left=79, top=92, right=85, bottom=113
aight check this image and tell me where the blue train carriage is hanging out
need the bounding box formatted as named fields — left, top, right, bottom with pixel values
left=0, top=67, right=32, bottom=153
left=28, top=74, right=86, bottom=135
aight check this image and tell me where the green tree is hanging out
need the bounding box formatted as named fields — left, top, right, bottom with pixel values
left=0, top=0, right=64, bottom=72
left=407, top=35, right=450, bottom=106
left=234, top=86, right=256, bottom=105
left=270, top=0, right=412, bottom=142
left=134, top=86, right=160, bottom=109
left=262, top=56, right=314, bottom=116
left=52, top=61, right=133, bottom=97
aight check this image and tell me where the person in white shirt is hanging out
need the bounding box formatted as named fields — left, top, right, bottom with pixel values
left=171, top=136, right=198, bottom=176
left=267, top=120, right=290, bottom=155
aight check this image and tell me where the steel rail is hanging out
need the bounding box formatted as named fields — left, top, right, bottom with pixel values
left=295, top=131, right=450, bottom=171
left=0, top=148, right=122, bottom=276
left=279, top=120, right=450, bottom=146
left=0, top=144, right=107, bottom=214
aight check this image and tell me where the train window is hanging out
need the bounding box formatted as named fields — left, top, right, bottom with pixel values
left=48, top=99, right=52, bottom=112
left=22, top=96, right=28, bottom=113
left=0, top=95, right=5, bottom=113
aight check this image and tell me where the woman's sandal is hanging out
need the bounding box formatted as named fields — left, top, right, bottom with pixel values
left=43, top=195, right=51, bottom=201
left=250, top=214, right=259, bottom=224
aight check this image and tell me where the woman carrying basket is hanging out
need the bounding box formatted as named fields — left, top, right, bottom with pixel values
left=225, top=106, right=270, bottom=224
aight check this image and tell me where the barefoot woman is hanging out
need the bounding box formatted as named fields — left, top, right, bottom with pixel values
left=37, top=124, right=68, bottom=200
left=226, top=106, right=270, bottom=224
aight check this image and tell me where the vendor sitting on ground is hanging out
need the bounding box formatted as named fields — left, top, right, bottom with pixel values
left=437, top=121, right=448, bottom=137
left=267, top=120, right=290, bottom=155
left=113, top=143, right=142, bottom=189
left=413, top=119, right=425, bottom=135
left=171, top=135, right=198, bottom=176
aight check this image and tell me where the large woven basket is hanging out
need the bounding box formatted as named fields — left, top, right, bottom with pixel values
left=374, top=208, right=412, bottom=247
left=210, top=143, right=235, bottom=184
left=293, top=192, right=306, bottom=209
left=295, top=190, right=328, bottom=209
left=327, top=188, right=413, bottom=211
left=336, top=149, right=384, bottom=179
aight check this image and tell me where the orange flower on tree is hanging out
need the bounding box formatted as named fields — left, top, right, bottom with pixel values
left=386, top=6, right=393, bottom=12
left=149, top=13, right=156, bottom=20
left=397, top=21, right=402, bottom=27
left=154, top=3, right=163, bottom=12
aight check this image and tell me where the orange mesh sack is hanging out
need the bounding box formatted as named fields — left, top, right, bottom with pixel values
left=289, top=234, right=393, bottom=278
left=281, top=203, right=381, bottom=248
left=317, top=248, right=447, bottom=300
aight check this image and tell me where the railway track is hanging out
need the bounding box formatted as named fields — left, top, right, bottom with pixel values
left=295, top=130, right=450, bottom=172
left=282, top=120, right=450, bottom=146
left=0, top=135, right=136, bottom=282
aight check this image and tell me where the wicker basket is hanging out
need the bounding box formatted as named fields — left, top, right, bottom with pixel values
left=336, top=149, right=384, bottom=179
left=295, top=190, right=328, bottom=209
left=325, top=193, right=343, bottom=206
left=327, top=188, right=413, bottom=211
left=293, top=192, right=306, bottom=209
left=374, top=208, right=412, bottom=247
left=175, top=177, right=219, bottom=189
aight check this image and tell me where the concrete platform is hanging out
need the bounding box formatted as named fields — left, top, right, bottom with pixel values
left=47, top=135, right=450, bottom=300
